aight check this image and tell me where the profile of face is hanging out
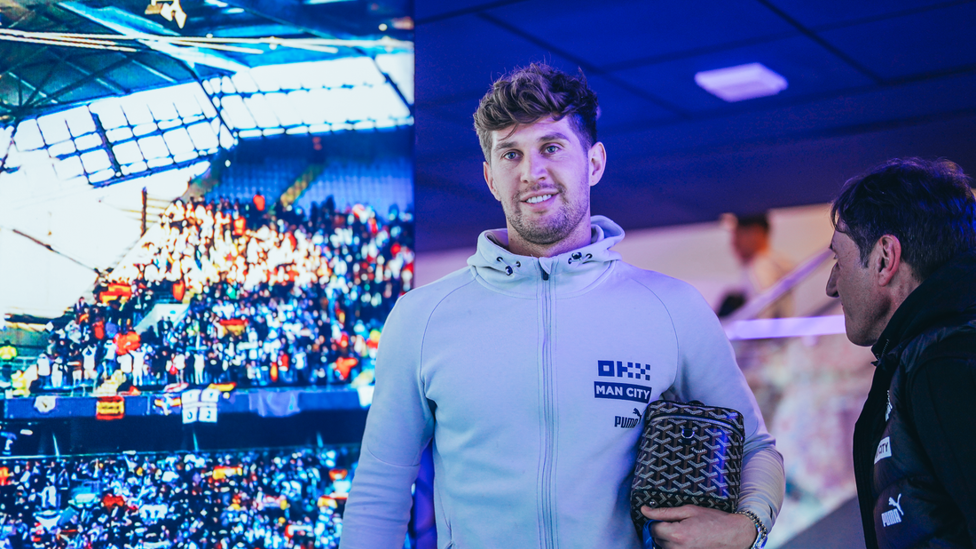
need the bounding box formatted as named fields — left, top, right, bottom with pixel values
left=482, top=116, right=606, bottom=257
left=826, top=227, right=891, bottom=346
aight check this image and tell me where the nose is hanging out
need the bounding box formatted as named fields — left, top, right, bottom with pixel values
left=520, top=151, right=548, bottom=183
left=826, top=263, right=839, bottom=298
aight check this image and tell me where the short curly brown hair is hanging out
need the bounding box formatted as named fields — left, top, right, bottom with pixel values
left=473, top=63, right=599, bottom=162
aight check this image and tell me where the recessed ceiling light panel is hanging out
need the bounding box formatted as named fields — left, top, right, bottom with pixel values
left=694, top=63, right=788, bottom=102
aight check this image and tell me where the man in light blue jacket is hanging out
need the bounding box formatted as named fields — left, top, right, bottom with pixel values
left=340, top=63, right=785, bottom=549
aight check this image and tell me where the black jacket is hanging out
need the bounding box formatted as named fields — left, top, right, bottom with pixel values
left=854, top=254, right=976, bottom=549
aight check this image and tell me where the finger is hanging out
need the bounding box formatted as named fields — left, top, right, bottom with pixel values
left=649, top=520, right=681, bottom=546
left=640, top=504, right=698, bottom=521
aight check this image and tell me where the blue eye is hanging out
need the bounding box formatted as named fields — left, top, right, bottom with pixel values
left=502, top=151, right=519, bottom=160
left=545, top=145, right=559, bottom=153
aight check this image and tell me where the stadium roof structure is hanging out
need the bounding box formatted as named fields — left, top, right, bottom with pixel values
left=0, top=0, right=412, bottom=123
left=0, top=0, right=413, bottom=319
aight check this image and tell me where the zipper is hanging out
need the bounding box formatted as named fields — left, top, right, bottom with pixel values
left=648, top=415, right=741, bottom=431
left=539, top=261, right=555, bottom=549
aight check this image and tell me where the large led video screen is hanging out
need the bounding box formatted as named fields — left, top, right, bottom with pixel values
left=0, top=444, right=359, bottom=548
left=4, top=132, right=413, bottom=400
left=0, top=3, right=413, bottom=546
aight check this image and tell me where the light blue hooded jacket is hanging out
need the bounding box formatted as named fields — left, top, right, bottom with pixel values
left=340, top=216, right=784, bottom=549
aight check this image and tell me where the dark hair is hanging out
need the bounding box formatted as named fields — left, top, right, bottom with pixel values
left=473, top=63, right=599, bottom=162
left=736, top=213, right=770, bottom=232
left=831, top=158, right=976, bottom=280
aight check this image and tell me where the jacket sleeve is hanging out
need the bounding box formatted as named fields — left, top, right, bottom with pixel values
left=339, top=294, right=436, bottom=549
left=658, top=279, right=786, bottom=533
left=910, top=357, right=976, bottom=543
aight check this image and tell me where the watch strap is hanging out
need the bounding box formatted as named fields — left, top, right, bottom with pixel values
left=735, top=509, right=768, bottom=549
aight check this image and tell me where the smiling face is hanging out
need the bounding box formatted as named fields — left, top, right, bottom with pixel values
left=483, top=116, right=606, bottom=258
left=826, top=228, right=892, bottom=346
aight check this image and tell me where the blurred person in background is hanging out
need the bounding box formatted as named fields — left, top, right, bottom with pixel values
left=826, top=158, right=976, bottom=548
left=718, top=213, right=794, bottom=319
left=340, top=63, right=784, bottom=549
left=718, top=213, right=796, bottom=427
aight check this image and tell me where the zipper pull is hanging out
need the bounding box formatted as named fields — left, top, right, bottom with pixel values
left=541, top=270, right=549, bottom=281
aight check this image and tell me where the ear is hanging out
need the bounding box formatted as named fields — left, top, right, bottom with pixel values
left=588, top=142, right=607, bottom=187
left=873, top=235, right=903, bottom=287
left=483, top=161, right=501, bottom=201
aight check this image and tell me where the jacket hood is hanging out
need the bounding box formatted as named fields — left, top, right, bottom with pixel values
left=467, top=216, right=624, bottom=295
left=872, top=252, right=976, bottom=360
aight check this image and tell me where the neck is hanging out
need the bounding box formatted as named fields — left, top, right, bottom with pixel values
left=506, top=219, right=593, bottom=258
left=743, top=243, right=770, bottom=264
left=889, top=269, right=922, bottom=317
left=870, top=269, right=922, bottom=346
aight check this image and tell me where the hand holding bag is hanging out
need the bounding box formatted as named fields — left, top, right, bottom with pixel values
left=629, top=399, right=745, bottom=540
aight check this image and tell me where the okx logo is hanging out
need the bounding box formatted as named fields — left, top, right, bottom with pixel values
left=598, top=360, right=651, bottom=381
left=594, top=360, right=653, bottom=403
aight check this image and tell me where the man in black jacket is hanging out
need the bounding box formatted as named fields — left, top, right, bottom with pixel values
left=826, top=158, right=976, bottom=549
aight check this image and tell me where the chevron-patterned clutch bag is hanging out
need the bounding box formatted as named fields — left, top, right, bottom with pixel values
left=630, top=400, right=745, bottom=533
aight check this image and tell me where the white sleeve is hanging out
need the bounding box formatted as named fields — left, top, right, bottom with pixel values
left=658, top=280, right=786, bottom=532
left=339, top=294, right=436, bottom=549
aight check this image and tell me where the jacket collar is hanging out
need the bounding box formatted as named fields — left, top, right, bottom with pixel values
left=871, top=253, right=976, bottom=361
left=467, top=216, right=624, bottom=296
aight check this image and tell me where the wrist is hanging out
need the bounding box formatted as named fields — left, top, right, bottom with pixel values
left=735, top=509, right=768, bottom=549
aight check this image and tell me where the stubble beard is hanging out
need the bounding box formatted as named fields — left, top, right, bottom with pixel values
left=505, top=182, right=589, bottom=247
left=843, top=291, right=892, bottom=347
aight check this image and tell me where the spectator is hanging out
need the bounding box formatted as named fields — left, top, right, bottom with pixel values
left=0, top=447, right=354, bottom=548
left=718, top=213, right=794, bottom=319
left=22, top=196, right=413, bottom=396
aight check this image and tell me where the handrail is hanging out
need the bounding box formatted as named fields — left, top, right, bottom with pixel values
left=725, top=314, right=847, bottom=341
left=723, top=247, right=834, bottom=323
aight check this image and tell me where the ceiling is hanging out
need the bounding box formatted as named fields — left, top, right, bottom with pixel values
left=413, top=0, right=976, bottom=251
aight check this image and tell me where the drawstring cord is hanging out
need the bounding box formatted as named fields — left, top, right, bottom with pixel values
left=567, top=252, right=592, bottom=265
left=496, top=251, right=593, bottom=277
left=496, top=256, right=521, bottom=276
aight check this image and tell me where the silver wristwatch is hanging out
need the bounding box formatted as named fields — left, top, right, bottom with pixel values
left=736, top=509, right=768, bottom=549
